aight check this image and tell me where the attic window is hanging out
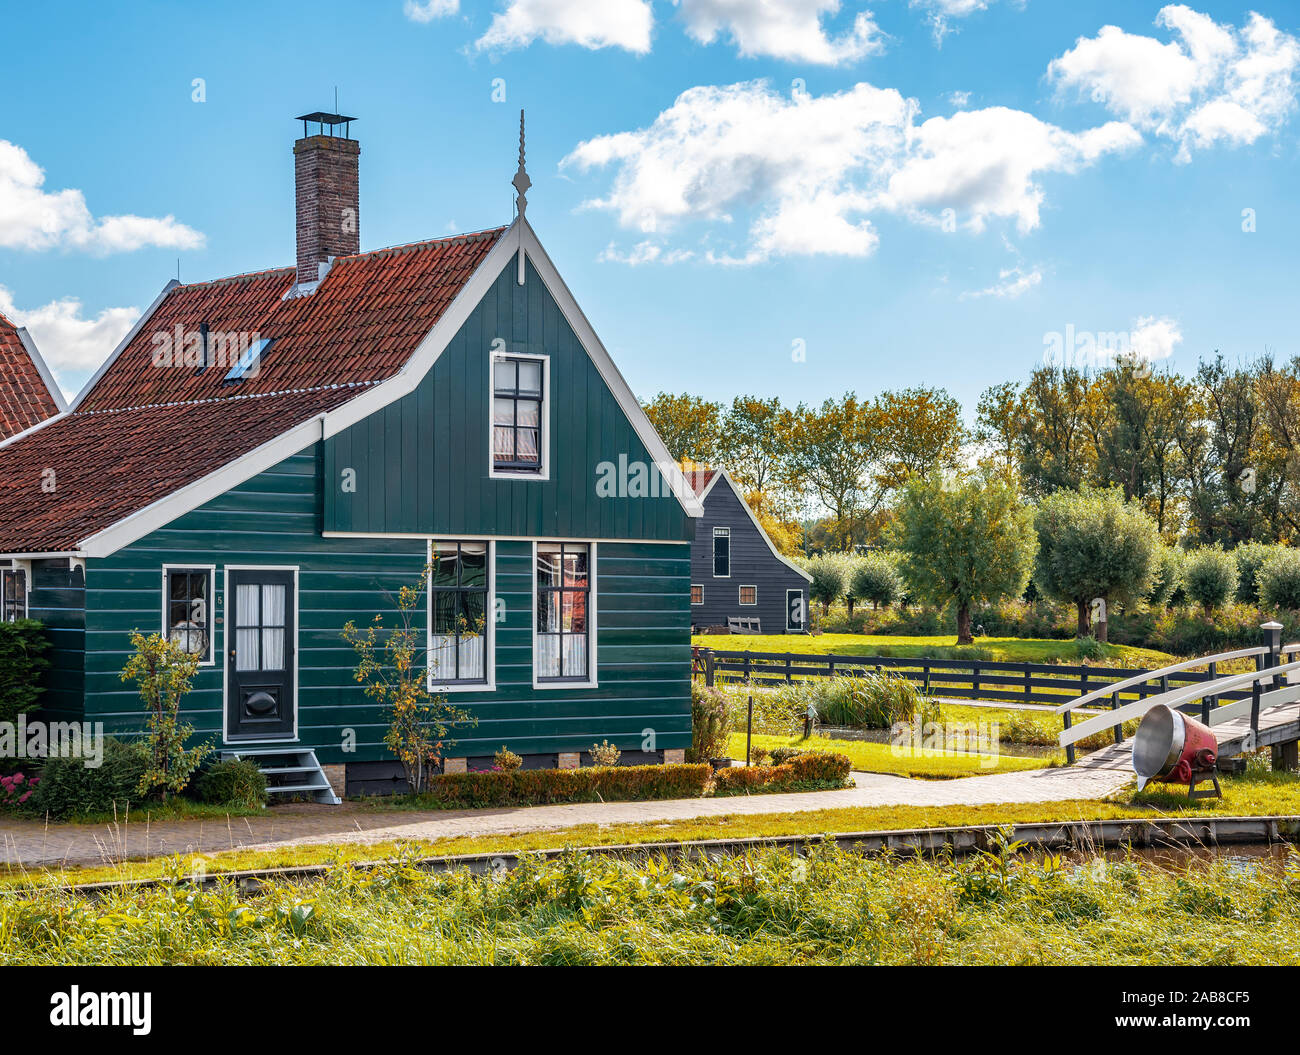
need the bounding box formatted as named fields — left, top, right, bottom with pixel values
left=223, top=338, right=273, bottom=383
left=492, top=355, right=546, bottom=476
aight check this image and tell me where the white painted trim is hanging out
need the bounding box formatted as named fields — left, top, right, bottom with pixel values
left=67, top=280, right=180, bottom=413
left=712, top=526, right=731, bottom=578
left=739, top=584, right=758, bottom=606
left=14, top=327, right=67, bottom=413
left=785, top=588, right=806, bottom=632
left=221, top=564, right=301, bottom=745
left=532, top=539, right=599, bottom=690
left=487, top=349, right=551, bottom=482
left=426, top=538, right=497, bottom=693
left=712, top=470, right=813, bottom=582
left=161, top=563, right=216, bottom=666
left=323, top=530, right=687, bottom=545
left=690, top=583, right=703, bottom=605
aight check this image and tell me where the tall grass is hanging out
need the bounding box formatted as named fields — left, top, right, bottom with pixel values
left=720, top=673, right=936, bottom=734
left=4, top=841, right=1299, bottom=965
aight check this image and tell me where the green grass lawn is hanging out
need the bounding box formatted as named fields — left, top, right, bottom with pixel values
left=726, top=732, right=1052, bottom=778
left=694, top=632, right=1175, bottom=668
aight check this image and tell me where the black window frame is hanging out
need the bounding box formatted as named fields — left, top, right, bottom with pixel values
left=713, top=527, right=730, bottom=578
left=492, top=356, right=544, bottom=474
left=428, top=541, right=491, bottom=684
left=1, top=567, right=27, bottom=623
left=536, top=542, right=591, bottom=683
left=164, top=567, right=214, bottom=664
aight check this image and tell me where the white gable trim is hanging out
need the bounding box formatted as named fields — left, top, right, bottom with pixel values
left=713, top=469, right=812, bottom=582
left=72, top=217, right=700, bottom=558
left=15, top=328, right=67, bottom=413
left=67, top=279, right=180, bottom=414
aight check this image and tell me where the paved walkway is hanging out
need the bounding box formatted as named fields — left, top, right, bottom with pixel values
left=0, top=765, right=1130, bottom=870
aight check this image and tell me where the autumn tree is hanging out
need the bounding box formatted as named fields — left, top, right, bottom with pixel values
left=872, top=386, right=966, bottom=491
left=786, top=394, right=879, bottom=551
left=641, top=392, right=723, bottom=465
left=893, top=473, right=1037, bottom=645
left=1034, top=487, right=1159, bottom=642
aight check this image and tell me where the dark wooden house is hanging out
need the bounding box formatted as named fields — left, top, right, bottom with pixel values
left=684, top=469, right=809, bottom=634
left=0, top=113, right=704, bottom=798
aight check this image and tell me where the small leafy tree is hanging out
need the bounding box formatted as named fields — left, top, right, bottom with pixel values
left=1259, top=549, right=1300, bottom=610
left=850, top=554, right=904, bottom=610
left=342, top=563, right=474, bottom=794
left=1234, top=541, right=1280, bottom=605
left=1034, top=487, right=1159, bottom=642
left=1144, top=544, right=1183, bottom=609
left=1183, top=547, right=1237, bottom=612
left=894, top=473, right=1037, bottom=645
left=120, top=632, right=212, bottom=801
left=806, top=555, right=847, bottom=615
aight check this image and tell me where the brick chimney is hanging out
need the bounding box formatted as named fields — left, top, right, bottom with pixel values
left=293, top=112, right=360, bottom=288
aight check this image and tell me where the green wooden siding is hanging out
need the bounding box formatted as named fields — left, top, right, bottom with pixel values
left=324, top=257, right=691, bottom=543
left=82, top=449, right=691, bottom=760
left=28, top=558, right=85, bottom=722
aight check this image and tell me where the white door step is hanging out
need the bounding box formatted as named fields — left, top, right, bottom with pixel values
left=220, top=747, right=341, bottom=804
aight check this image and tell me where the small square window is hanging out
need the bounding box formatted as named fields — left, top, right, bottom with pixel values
left=739, top=585, right=757, bottom=605
left=165, top=568, right=213, bottom=663
left=690, top=584, right=703, bottom=605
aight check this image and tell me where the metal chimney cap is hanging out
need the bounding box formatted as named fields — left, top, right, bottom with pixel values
left=295, top=112, right=357, bottom=138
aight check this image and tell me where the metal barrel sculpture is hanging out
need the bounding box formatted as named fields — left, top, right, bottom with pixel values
left=1132, top=703, right=1219, bottom=791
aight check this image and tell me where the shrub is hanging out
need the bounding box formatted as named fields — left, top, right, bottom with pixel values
left=1183, top=548, right=1237, bottom=612
left=1233, top=542, right=1279, bottom=605
left=589, top=740, right=621, bottom=766
left=195, top=759, right=267, bottom=808
left=493, top=746, right=523, bottom=771
left=807, top=556, right=847, bottom=613
left=712, top=752, right=852, bottom=795
left=29, top=738, right=149, bottom=819
left=421, top=763, right=712, bottom=808
left=1259, top=549, right=1300, bottom=611
left=770, top=746, right=803, bottom=765
left=121, top=632, right=212, bottom=801
left=850, top=555, right=905, bottom=610
left=0, top=771, right=40, bottom=811
left=810, top=673, right=935, bottom=730
left=0, top=619, right=50, bottom=725
left=688, top=682, right=732, bottom=762
left=1144, top=546, right=1183, bottom=609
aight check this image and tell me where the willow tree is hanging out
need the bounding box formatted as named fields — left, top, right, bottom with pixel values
left=894, top=473, right=1037, bottom=645
left=1034, top=486, right=1159, bottom=642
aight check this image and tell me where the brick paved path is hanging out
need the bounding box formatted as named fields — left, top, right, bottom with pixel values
left=0, top=765, right=1130, bottom=870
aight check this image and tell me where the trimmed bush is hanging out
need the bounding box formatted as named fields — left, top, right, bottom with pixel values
left=195, top=759, right=267, bottom=808
left=29, top=738, right=149, bottom=819
left=1144, top=545, right=1184, bottom=608
left=1183, top=548, right=1237, bottom=612
left=687, top=682, right=732, bottom=762
left=421, top=763, right=712, bottom=808
left=0, top=619, right=50, bottom=725
left=713, top=752, right=852, bottom=795
left=850, top=555, right=905, bottom=610
left=807, top=556, right=847, bottom=613
left=1233, top=542, right=1279, bottom=605
left=1259, top=549, right=1300, bottom=611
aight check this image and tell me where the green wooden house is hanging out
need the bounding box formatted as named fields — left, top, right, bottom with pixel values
left=0, top=113, right=703, bottom=799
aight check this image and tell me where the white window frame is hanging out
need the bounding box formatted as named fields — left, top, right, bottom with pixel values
left=739, top=584, right=758, bottom=606
left=488, top=349, right=551, bottom=482
left=712, top=527, right=731, bottom=578
left=0, top=558, right=31, bottom=622
left=426, top=539, right=497, bottom=693
left=161, top=564, right=216, bottom=666
left=531, top=540, right=598, bottom=690
left=690, top=584, right=704, bottom=605
left=786, top=588, right=806, bottom=632
left=221, top=565, right=300, bottom=745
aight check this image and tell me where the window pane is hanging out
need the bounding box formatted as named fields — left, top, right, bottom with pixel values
left=460, top=544, right=487, bottom=588
left=517, top=360, right=542, bottom=395
left=237, top=584, right=259, bottom=627
left=516, top=429, right=540, bottom=463
left=458, top=632, right=485, bottom=680
left=515, top=398, right=540, bottom=429
left=536, top=634, right=561, bottom=679
left=493, top=425, right=516, bottom=462
left=262, top=585, right=286, bottom=627
left=262, top=628, right=285, bottom=671
left=537, top=589, right=560, bottom=633
left=537, top=547, right=560, bottom=588
left=236, top=629, right=260, bottom=671
left=493, top=397, right=516, bottom=426
left=432, top=590, right=458, bottom=634
left=563, top=634, right=587, bottom=679
left=432, top=544, right=460, bottom=587
left=493, top=359, right=517, bottom=394
left=429, top=633, right=458, bottom=679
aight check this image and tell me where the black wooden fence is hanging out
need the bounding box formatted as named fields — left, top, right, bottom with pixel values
left=692, top=647, right=1257, bottom=708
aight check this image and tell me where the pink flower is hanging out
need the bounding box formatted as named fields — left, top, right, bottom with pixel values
left=18, top=791, right=30, bottom=803
left=11, top=773, right=23, bottom=785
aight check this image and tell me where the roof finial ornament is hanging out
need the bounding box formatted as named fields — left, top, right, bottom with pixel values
left=512, top=109, right=531, bottom=218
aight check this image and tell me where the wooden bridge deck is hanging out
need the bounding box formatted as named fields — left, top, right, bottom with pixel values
left=1074, top=701, right=1300, bottom=771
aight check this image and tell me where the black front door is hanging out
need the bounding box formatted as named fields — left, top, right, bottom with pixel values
left=786, top=589, right=806, bottom=633
left=227, top=569, right=295, bottom=740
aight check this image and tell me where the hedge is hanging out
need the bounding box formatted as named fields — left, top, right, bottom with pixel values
left=0, top=619, right=50, bottom=724
left=421, top=763, right=713, bottom=808
left=712, top=752, right=853, bottom=796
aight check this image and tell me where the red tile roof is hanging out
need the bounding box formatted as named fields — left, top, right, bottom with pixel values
left=0, top=312, right=62, bottom=441
left=0, top=227, right=507, bottom=553
left=681, top=468, right=719, bottom=497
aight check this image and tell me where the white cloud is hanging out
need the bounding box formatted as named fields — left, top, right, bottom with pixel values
left=598, top=240, right=696, bottom=265
left=403, top=0, right=459, bottom=21
left=0, top=285, right=139, bottom=395
left=0, top=140, right=204, bottom=254
left=910, top=0, right=996, bottom=45
left=962, top=265, right=1042, bottom=299
left=674, top=0, right=884, bottom=66
left=1048, top=6, right=1299, bottom=160
left=475, top=0, right=653, bottom=53
left=1129, top=314, right=1182, bottom=362
left=949, top=89, right=971, bottom=108
left=565, top=81, right=1140, bottom=264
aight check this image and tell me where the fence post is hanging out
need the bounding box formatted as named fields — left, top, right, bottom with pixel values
left=1251, top=679, right=1262, bottom=737
left=704, top=649, right=715, bottom=687
left=1063, top=709, right=1076, bottom=765
left=1263, top=620, right=1283, bottom=690
left=1024, top=666, right=1032, bottom=704
left=971, top=662, right=980, bottom=700
left=923, top=663, right=931, bottom=698
left=743, top=653, right=752, bottom=686
left=1111, top=690, right=1123, bottom=744
left=1203, top=660, right=1216, bottom=725
left=746, top=694, right=753, bottom=766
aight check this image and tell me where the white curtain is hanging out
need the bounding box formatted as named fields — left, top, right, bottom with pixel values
left=236, top=584, right=259, bottom=672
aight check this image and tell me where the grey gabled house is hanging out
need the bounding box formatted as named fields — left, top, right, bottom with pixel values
left=684, top=469, right=810, bottom=634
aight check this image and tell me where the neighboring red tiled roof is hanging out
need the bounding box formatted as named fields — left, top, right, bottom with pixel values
left=0, top=312, right=62, bottom=441
left=0, top=227, right=507, bottom=552
left=681, top=468, right=718, bottom=497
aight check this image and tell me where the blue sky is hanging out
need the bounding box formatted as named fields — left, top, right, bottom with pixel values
left=1, top=0, right=1297, bottom=418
